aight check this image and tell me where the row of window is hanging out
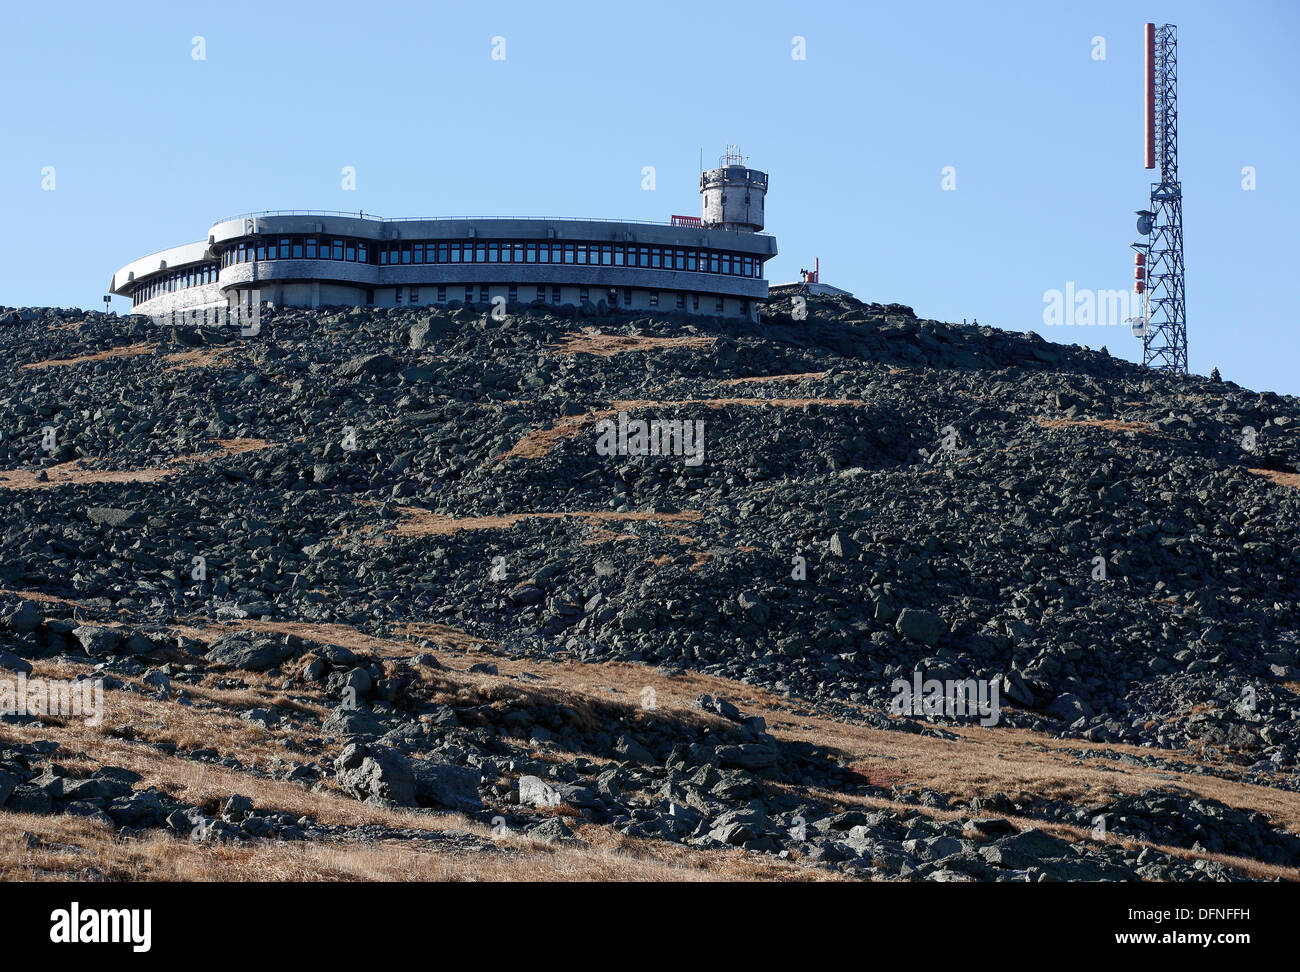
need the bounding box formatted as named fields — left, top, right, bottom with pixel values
left=218, top=236, right=765, bottom=277
left=391, top=285, right=734, bottom=314
left=132, top=264, right=218, bottom=305
left=220, top=237, right=370, bottom=267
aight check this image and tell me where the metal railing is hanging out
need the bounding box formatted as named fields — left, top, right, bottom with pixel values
left=212, top=210, right=771, bottom=235
left=213, top=209, right=388, bottom=223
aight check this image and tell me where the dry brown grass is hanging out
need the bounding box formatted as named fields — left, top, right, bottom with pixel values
left=496, top=409, right=617, bottom=460
left=610, top=396, right=870, bottom=410
left=0, top=627, right=850, bottom=882
left=189, top=614, right=1294, bottom=851
left=497, top=397, right=871, bottom=460
left=717, top=371, right=828, bottom=386
left=434, top=650, right=1300, bottom=844
left=162, top=348, right=236, bottom=371
left=0, top=587, right=87, bottom=608
left=179, top=618, right=494, bottom=661
left=7, top=608, right=1299, bottom=881
left=0, top=461, right=175, bottom=489
left=0, top=812, right=837, bottom=882
left=1248, top=468, right=1300, bottom=489
left=148, top=611, right=1300, bottom=845
left=20, top=343, right=156, bottom=370
left=791, top=785, right=1300, bottom=882
left=389, top=507, right=702, bottom=538
left=7, top=660, right=333, bottom=780
left=0, top=438, right=272, bottom=491
left=581, top=528, right=639, bottom=545
left=547, top=332, right=715, bottom=357
left=1034, top=416, right=1159, bottom=434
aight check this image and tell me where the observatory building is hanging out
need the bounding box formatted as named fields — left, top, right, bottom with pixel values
left=111, top=150, right=777, bottom=322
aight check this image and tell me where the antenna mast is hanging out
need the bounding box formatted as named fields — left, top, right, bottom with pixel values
left=1136, top=23, right=1187, bottom=374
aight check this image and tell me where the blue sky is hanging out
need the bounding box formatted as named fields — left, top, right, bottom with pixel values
left=1, top=0, right=1296, bottom=393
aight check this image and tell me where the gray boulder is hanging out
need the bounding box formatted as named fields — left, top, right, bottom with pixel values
left=979, top=828, right=1073, bottom=870
left=335, top=748, right=416, bottom=807
left=518, top=775, right=562, bottom=808
left=531, top=817, right=578, bottom=842
left=86, top=507, right=145, bottom=528
left=206, top=633, right=294, bottom=672
left=6, top=785, right=52, bottom=815
left=106, top=790, right=165, bottom=827
left=72, top=625, right=122, bottom=655
left=322, top=704, right=384, bottom=737
left=60, top=777, right=133, bottom=802
left=410, top=759, right=483, bottom=812
left=4, top=600, right=42, bottom=633
left=0, top=769, right=19, bottom=807
left=829, top=531, right=861, bottom=559
left=337, top=352, right=399, bottom=378
left=896, top=608, right=945, bottom=647
left=0, top=651, right=32, bottom=675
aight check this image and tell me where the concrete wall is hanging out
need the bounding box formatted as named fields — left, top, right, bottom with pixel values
left=370, top=283, right=753, bottom=319
left=116, top=213, right=779, bottom=321
left=212, top=257, right=765, bottom=299
left=132, top=282, right=227, bottom=322
left=701, top=166, right=767, bottom=232
left=203, top=214, right=776, bottom=257
left=109, top=240, right=213, bottom=294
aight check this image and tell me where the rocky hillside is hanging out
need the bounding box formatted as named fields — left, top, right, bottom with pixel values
left=1, top=294, right=1298, bottom=881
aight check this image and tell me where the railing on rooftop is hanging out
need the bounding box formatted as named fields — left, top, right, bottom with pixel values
left=213, top=209, right=388, bottom=223
left=211, top=210, right=772, bottom=234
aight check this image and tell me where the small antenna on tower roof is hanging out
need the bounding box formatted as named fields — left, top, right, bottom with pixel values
left=721, top=144, right=747, bottom=167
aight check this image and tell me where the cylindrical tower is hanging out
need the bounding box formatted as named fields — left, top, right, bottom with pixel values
left=700, top=145, right=767, bottom=233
